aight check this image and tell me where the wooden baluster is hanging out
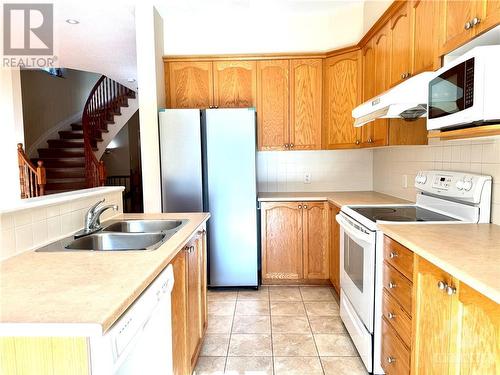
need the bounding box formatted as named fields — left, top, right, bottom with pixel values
left=98, top=160, right=106, bottom=186
left=36, top=160, right=46, bottom=196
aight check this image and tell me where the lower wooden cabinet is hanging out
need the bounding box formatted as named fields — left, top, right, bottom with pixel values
left=261, top=201, right=329, bottom=283
left=329, top=203, right=340, bottom=293
left=172, top=228, right=208, bottom=374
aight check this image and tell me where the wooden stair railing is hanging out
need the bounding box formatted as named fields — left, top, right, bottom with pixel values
left=17, top=143, right=46, bottom=198
left=82, top=75, right=133, bottom=188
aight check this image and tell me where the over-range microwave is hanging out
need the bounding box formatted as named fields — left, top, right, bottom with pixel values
left=427, top=45, right=500, bottom=131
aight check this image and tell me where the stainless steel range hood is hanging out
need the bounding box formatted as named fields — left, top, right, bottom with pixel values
left=352, top=72, right=434, bottom=127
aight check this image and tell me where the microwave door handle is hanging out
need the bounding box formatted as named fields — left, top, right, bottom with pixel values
left=336, top=214, right=373, bottom=245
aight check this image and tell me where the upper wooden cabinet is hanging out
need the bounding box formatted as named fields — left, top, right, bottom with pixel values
left=290, top=59, right=322, bottom=150
left=166, top=61, right=214, bottom=108
left=322, top=50, right=362, bottom=149
left=256, top=60, right=290, bottom=151
left=389, top=2, right=412, bottom=87
left=213, top=61, right=256, bottom=108
left=411, top=0, right=440, bottom=74
left=439, top=0, right=500, bottom=55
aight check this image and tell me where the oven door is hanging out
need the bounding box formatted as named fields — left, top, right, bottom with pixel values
left=336, top=212, right=376, bottom=332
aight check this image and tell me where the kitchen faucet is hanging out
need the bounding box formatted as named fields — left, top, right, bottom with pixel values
left=75, top=199, right=118, bottom=238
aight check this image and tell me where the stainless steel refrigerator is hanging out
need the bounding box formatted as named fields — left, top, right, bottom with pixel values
left=158, top=108, right=258, bottom=287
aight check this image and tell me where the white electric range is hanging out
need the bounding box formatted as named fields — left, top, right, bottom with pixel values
left=336, top=170, right=492, bottom=374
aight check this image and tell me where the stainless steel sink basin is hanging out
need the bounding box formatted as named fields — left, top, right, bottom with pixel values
left=103, top=219, right=187, bottom=233
left=64, top=232, right=167, bottom=251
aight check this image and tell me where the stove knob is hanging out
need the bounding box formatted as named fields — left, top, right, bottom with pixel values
left=463, top=180, right=473, bottom=191
left=456, top=180, right=464, bottom=190
left=420, top=174, right=427, bottom=184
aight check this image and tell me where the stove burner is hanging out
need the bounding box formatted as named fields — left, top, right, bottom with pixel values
left=369, top=208, right=397, bottom=214
left=374, top=215, right=413, bottom=222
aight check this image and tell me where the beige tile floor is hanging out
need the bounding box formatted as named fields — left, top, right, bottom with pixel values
left=195, top=286, right=368, bottom=375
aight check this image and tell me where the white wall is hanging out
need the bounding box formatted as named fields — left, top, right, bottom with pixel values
left=258, top=149, right=373, bottom=192
left=0, top=68, right=24, bottom=207
left=373, top=137, right=500, bottom=225
left=135, top=6, right=165, bottom=212
left=363, top=0, right=393, bottom=34
left=161, top=2, right=364, bottom=55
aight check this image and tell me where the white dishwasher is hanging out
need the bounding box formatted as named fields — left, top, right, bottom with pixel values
left=89, top=265, right=175, bottom=375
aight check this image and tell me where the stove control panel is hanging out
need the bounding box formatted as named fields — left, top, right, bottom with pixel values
left=415, top=170, right=492, bottom=204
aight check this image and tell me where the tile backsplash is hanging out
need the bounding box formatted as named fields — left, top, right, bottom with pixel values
left=257, top=149, right=373, bottom=192
left=0, top=188, right=123, bottom=260
left=373, top=137, right=500, bottom=224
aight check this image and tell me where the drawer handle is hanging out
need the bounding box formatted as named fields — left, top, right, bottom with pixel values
left=388, top=282, right=397, bottom=289
left=387, top=312, right=397, bottom=320
left=389, top=251, right=398, bottom=259
left=386, top=356, right=396, bottom=364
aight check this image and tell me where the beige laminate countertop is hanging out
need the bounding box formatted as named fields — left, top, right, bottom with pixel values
left=258, top=191, right=410, bottom=207
left=0, top=212, right=210, bottom=336
left=379, top=224, right=500, bottom=304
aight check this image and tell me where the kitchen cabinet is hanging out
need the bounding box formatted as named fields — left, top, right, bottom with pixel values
left=389, top=2, right=411, bottom=87
left=213, top=60, right=256, bottom=108
left=171, top=250, right=189, bottom=375
left=256, top=60, right=290, bottom=150
left=302, top=202, right=329, bottom=279
left=360, top=40, right=376, bottom=146
left=413, top=255, right=500, bottom=374
left=261, top=201, right=329, bottom=283
left=411, top=0, right=440, bottom=74
left=166, top=61, right=214, bottom=108
left=438, top=0, right=500, bottom=55
left=328, top=203, right=340, bottom=294
left=290, top=59, right=322, bottom=150
left=322, top=50, right=362, bottom=149
left=186, top=230, right=207, bottom=371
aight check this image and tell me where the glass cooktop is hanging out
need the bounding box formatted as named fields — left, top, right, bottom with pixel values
left=351, top=206, right=459, bottom=222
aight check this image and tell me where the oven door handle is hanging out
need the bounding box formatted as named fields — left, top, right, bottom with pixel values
left=336, top=214, right=373, bottom=245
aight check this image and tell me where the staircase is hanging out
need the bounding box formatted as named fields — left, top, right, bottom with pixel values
left=34, top=76, right=136, bottom=194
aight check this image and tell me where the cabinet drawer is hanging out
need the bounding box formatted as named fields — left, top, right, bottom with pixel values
left=384, top=236, right=413, bottom=280
left=383, top=262, right=412, bottom=315
left=382, top=290, right=412, bottom=348
left=381, top=318, right=410, bottom=375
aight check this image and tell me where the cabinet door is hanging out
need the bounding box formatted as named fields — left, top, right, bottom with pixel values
left=290, top=59, right=322, bottom=150
left=322, top=51, right=362, bottom=149
left=439, top=0, right=476, bottom=55
left=413, top=256, right=456, bottom=374
left=388, top=118, right=428, bottom=145
left=213, top=61, right=256, bottom=108
left=411, top=0, right=440, bottom=74
left=361, top=41, right=376, bottom=146
left=186, top=236, right=203, bottom=369
left=261, top=202, right=303, bottom=281
left=476, top=0, right=500, bottom=34
left=166, top=61, right=214, bottom=108
left=389, top=2, right=411, bottom=87
left=303, top=202, right=329, bottom=280
left=329, top=203, right=341, bottom=293
left=170, top=251, right=189, bottom=375
left=453, top=283, right=500, bottom=374
left=373, top=25, right=390, bottom=147
left=257, top=60, right=289, bottom=151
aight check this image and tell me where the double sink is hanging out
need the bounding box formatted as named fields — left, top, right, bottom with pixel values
left=37, top=219, right=189, bottom=252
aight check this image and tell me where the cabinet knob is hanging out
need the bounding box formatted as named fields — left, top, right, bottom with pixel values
left=285, top=143, right=290, bottom=148
left=355, top=140, right=360, bottom=145
left=464, top=21, right=472, bottom=30
left=437, top=281, right=448, bottom=291
left=298, top=204, right=302, bottom=209
left=387, top=312, right=396, bottom=320
left=214, top=105, right=219, bottom=109
left=303, top=205, right=308, bottom=209
left=389, top=251, right=398, bottom=259
left=388, top=282, right=397, bottom=289
left=290, top=143, right=294, bottom=148
left=446, top=285, right=457, bottom=296
left=386, top=357, right=396, bottom=364
left=400, top=73, right=405, bottom=79
left=471, top=17, right=481, bottom=26
left=368, top=138, right=373, bottom=143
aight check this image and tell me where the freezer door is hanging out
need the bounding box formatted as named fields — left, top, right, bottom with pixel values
left=158, top=109, right=203, bottom=212
left=203, top=108, right=258, bottom=287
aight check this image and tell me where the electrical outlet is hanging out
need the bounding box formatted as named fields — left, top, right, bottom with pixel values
left=304, top=173, right=311, bottom=184
left=402, top=174, right=408, bottom=188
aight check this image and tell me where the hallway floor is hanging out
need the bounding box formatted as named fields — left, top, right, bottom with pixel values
left=195, top=286, right=368, bottom=375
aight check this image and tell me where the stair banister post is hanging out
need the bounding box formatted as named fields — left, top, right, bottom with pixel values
left=98, top=160, right=106, bottom=186
left=36, top=160, right=46, bottom=196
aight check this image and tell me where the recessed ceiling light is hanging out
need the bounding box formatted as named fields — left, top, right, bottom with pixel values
left=66, top=19, right=79, bottom=25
